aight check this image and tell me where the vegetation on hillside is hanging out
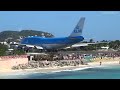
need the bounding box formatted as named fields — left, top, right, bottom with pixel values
left=0, top=44, right=8, bottom=56
left=0, top=30, right=54, bottom=42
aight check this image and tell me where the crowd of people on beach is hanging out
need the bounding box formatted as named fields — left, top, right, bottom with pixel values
left=11, top=51, right=120, bottom=70
left=50, top=52, right=120, bottom=61
left=93, top=52, right=120, bottom=60
left=32, top=53, right=91, bottom=61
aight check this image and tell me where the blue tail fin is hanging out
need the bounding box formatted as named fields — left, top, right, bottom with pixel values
left=69, top=17, right=85, bottom=37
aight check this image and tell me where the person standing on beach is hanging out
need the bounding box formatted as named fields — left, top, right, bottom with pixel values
left=113, top=55, right=115, bottom=60
left=100, top=62, right=102, bottom=65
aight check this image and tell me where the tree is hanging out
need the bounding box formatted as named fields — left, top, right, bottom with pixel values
left=108, top=40, right=120, bottom=50
left=89, top=39, right=94, bottom=43
left=13, top=49, right=25, bottom=55
left=0, top=44, right=8, bottom=56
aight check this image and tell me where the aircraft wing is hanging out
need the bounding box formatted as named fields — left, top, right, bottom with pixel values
left=19, top=44, right=43, bottom=49
left=64, top=42, right=96, bottom=49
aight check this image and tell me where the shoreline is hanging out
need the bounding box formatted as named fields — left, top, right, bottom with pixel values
left=0, top=60, right=120, bottom=75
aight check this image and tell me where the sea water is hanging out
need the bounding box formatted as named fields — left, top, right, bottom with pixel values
left=1, top=65, right=120, bottom=79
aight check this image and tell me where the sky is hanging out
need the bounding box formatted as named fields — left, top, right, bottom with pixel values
left=0, top=11, right=119, bottom=41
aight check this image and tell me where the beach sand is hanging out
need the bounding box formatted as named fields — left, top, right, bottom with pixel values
left=0, top=57, right=120, bottom=75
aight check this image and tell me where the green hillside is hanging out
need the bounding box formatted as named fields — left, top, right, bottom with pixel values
left=0, top=30, right=54, bottom=42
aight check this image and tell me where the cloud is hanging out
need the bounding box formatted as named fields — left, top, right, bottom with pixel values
left=100, top=11, right=120, bottom=15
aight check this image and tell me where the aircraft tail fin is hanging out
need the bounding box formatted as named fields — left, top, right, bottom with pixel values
left=69, top=17, right=85, bottom=37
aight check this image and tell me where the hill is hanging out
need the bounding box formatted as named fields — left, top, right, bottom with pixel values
left=0, top=30, right=54, bottom=42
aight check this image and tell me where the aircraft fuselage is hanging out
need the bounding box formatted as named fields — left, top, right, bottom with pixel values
left=21, top=36, right=84, bottom=50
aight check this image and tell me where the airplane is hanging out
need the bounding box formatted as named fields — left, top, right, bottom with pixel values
left=20, top=17, right=85, bottom=52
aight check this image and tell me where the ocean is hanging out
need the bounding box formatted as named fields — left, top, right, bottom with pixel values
left=1, top=65, right=120, bottom=79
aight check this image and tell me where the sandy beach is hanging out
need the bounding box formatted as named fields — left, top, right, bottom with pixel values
left=0, top=57, right=120, bottom=75
left=0, top=65, right=90, bottom=75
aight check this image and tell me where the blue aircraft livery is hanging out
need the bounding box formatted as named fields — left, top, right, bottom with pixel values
left=20, top=17, right=85, bottom=50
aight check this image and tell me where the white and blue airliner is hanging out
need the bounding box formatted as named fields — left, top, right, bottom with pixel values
left=20, top=17, right=85, bottom=50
